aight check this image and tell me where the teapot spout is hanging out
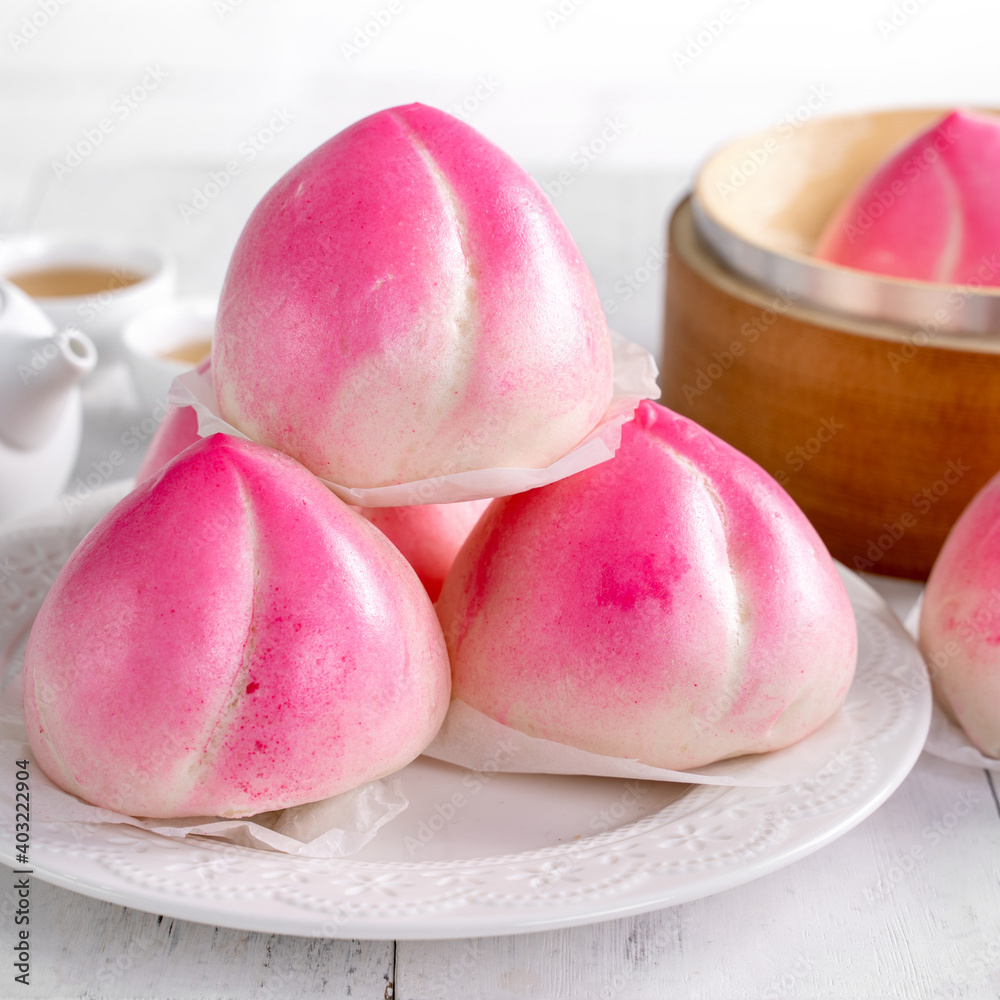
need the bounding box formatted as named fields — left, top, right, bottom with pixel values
left=0, top=326, right=97, bottom=450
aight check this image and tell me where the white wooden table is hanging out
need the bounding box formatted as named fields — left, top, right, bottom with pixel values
left=2, top=162, right=1000, bottom=1000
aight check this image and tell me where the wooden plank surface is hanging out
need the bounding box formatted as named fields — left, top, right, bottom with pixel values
left=0, top=877, right=395, bottom=1000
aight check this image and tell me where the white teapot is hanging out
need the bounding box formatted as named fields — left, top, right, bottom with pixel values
left=0, top=278, right=97, bottom=520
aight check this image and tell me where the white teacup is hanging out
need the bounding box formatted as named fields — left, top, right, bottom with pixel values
left=123, top=298, right=216, bottom=413
left=0, top=233, right=177, bottom=364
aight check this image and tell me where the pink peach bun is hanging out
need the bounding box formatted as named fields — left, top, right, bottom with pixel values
left=815, top=110, right=1000, bottom=286
left=24, top=433, right=451, bottom=818
left=214, top=102, right=614, bottom=488
left=437, top=400, right=858, bottom=770
left=920, top=467, right=1000, bottom=757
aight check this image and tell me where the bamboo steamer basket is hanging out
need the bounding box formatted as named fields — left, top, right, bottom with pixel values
left=662, top=109, right=1000, bottom=580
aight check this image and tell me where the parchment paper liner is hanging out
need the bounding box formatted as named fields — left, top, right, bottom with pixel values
left=168, top=331, right=660, bottom=507
left=423, top=701, right=853, bottom=787
left=904, top=597, right=1000, bottom=771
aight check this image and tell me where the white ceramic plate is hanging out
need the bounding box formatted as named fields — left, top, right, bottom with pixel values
left=0, top=485, right=931, bottom=940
